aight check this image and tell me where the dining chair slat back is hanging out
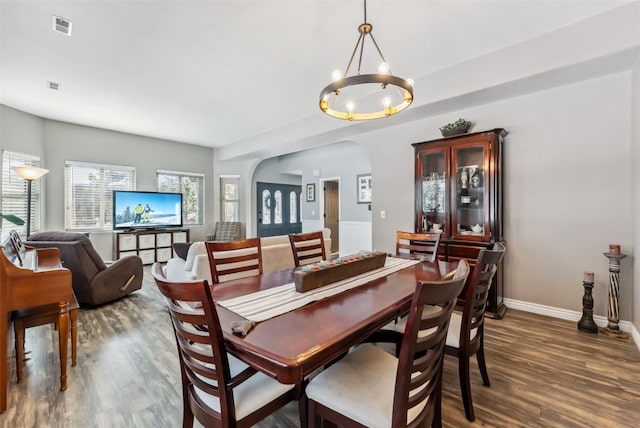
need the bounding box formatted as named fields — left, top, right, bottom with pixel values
left=288, top=231, right=327, bottom=267
left=205, top=237, right=263, bottom=284
left=395, top=231, right=441, bottom=262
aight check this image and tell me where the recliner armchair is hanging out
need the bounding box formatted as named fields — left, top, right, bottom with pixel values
left=26, top=231, right=143, bottom=306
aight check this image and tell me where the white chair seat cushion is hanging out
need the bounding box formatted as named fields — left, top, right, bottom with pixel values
left=445, top=311, right=477, bottom=348
left=193, top=354, right=294, bottom=420
left=306, top=344, right=424, bottom=428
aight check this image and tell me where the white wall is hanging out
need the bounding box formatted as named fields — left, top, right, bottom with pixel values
left=359, top=72, right=633, bottom=320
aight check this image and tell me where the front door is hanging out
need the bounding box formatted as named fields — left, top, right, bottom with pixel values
left=256, top=182, right=302, bottom=237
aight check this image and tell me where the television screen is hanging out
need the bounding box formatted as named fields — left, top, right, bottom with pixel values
left=113, top=190, right=183, bottom=230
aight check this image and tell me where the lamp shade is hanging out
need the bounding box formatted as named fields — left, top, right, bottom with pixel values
left=11, top=166, right=49, bottom=181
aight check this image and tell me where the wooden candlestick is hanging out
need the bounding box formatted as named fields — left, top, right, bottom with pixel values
left=601, top=246, right=628, bottom=338
left=577, top=271, right=598, bottom=334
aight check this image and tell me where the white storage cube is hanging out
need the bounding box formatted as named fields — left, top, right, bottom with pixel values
left=118, top=234, right=137, bottom=251
left=138, top=249, right=156, bottom=264
left=173, top=231, right=188, bottom=243
left=156, top=233, right=172, bottom=248
left=156, top=247, right=172, bottom=262
left=119, top=250, right=138, bottom=259
left=138, top=234, right=156, bottom=249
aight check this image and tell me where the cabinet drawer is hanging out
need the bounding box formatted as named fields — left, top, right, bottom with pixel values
left=138, top=234, right=156, bottom=249
left=156, top=233, right=172, bottom=247
left=138, top=249, right=156, bottom=265
left=447, top=244, right=485, bottom=260
left=118, top=250, right=138, bottom=259
left=156, top=247, right=172, bottom=262
left=118, top=234, right=137, bottom=251
left=173, top=231, right=188, bottom=243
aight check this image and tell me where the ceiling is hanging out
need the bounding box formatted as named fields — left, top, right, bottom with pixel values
left=0, top=1, right=633, bottom=159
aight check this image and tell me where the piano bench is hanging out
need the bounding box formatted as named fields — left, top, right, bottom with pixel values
left=13, top=292, right=80, bottom=390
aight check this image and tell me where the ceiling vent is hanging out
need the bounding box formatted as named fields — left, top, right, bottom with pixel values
left=52, top=15, right=72, bottom=36
left=47, top=81, right=61, bottom=91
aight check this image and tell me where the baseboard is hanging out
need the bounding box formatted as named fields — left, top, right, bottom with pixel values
left=503, top=298, right=640, bottom=352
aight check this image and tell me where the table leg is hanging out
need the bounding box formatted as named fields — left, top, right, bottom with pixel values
left=70, top=307, right=78, bottom=367
left=57, top=302, right=69, bottom=391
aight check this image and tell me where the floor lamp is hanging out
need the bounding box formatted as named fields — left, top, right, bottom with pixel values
left=11, top=166, right=49, bottom=239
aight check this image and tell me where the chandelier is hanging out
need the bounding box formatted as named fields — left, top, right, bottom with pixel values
left=319, top=0, right=414, bottom=121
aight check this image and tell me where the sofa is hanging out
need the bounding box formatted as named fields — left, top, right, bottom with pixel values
left=164, top=229, right=332, bottom=284
left=26, top=231, right=143, bottom=305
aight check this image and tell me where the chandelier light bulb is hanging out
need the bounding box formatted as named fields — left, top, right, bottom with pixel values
left=382, top=96, right=391, bottom=107
left=331, top=70, right=343, bottom=82
left=378, top=62, right=390, bottom=74
left=406, top=78, right=414, bottom=87
left=346, top=101, right=355, bottom=112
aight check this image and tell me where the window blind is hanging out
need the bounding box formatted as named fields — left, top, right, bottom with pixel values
left=220, top=175, right=240, bottom=222
left=157, top=170, right=204, bottom=225
left=1, top=151, right=43, bottom=240
left=64, top=161, right=136, bottom=230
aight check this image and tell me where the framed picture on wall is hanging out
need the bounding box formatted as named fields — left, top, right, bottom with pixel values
left=357, top=173, right=372, bottom=204
left=306, top=183, right=315, bottom=202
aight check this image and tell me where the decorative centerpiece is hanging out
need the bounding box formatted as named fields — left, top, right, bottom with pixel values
left=295, top=251, right=386, bottom=292
left=439, top=118, right=473, bottom=137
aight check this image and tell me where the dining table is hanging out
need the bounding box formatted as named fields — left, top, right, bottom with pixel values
left=211, top=256, right=455, bottom=385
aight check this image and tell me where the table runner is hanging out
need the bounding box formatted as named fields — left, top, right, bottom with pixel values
left=217, top=257, right=420, bottom=322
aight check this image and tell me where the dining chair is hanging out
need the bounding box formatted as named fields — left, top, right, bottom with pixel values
left=395, top=230, right=441, bottom=262
left=288, top=231, right=327, bottom=267
left=445, top=241, right=505, bottom=421
left=305, top=261, right=469, bottom=428
left=205, top=237, right=263, bottom=284
left=151, top=263, right=300, bottom=428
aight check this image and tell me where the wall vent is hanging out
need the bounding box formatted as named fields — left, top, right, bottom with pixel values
left=52, top=15, right=72, bottom=36
left=47, top=81, right=61, bottom=91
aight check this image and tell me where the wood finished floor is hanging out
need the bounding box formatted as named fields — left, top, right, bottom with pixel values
left=1, top=267, right=639, bottom=428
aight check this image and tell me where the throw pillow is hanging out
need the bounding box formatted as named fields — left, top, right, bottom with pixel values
left=184, top=241, right=206, bottom=272
left=172, top=242, right=192, bottom=260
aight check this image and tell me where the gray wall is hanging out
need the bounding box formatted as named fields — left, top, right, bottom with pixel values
left=1, top=106, right=215, bottom=258
left=360, top=72, right=633, bottom=322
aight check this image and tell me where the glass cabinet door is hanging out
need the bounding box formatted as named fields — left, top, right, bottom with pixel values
left=451, top=143, right=489, bottom=240
left=419, top=148, right=448, bottom=234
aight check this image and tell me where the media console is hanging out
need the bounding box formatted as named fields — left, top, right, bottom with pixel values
left=113, top=228, right=190, bottom=265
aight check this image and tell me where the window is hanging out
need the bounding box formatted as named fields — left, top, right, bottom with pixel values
left=65, top=161, right=136, bottom=230
left=158, top=170, right=204, bottom=225
left=274, top=190, right=282, bottom=224
left=289, top=191, right=297, bottom=223
left=262, top=189, right=271, bottom=225
left=220, top=175, right=240, bottom=222
left=1, top=151, right=43, bottom=239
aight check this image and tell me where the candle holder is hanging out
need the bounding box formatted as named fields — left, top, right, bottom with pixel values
left=600, top=245, right=629, bottom=339
left=577, top=271, right=598, bottom=334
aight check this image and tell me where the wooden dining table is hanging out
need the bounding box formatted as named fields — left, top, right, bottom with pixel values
left=212, top=257, right=454, bottom=385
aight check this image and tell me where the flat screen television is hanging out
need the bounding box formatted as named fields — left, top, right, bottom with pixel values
left=113, top=190, right=183, bottom=230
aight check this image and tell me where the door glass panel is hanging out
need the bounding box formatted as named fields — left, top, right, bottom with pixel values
left=262, top=190, right=271, bottom=225
left=455, top=146, right=485, bottom=236
left=289, top=191, right=297, bottom=223
left=274, top=191, right=282, bottom=224
left=420, top=151, right=446, bottom=233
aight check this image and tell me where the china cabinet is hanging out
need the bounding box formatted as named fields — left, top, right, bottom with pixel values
left=413, top=128, right=507, bottom=318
